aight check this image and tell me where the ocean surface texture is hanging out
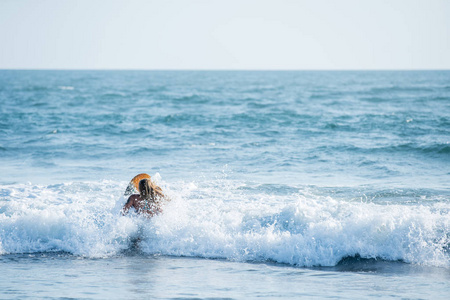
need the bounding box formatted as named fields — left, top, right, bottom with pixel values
left=1, top=70, right=449, bottom=299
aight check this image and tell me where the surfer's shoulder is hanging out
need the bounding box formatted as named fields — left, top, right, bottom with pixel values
left=122, top=194, right=141, bottom=215
left=128, top=193, right=140, bottom=199
left=127, top=194, right=140, bottom=203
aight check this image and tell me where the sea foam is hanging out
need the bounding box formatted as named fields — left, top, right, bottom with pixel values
left=0, top=177, right=449, bottom=267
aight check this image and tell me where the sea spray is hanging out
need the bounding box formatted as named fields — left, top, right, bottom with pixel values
left=140, top=181, right=450, bottom=267
left=1, top=177, right=449, bottom=267
left=0, top=181, right=136, bottom=257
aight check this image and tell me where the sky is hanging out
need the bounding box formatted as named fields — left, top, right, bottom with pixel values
left=0, top=0, right=449, bottom=70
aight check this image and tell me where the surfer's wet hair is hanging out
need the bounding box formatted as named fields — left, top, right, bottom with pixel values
left=139, top=178, right=164, bottom=200
left=139, top=179, right=153, bottom=200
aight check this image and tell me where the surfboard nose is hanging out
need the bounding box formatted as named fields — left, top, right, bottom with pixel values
left=124, top=173, right=151, bottom=196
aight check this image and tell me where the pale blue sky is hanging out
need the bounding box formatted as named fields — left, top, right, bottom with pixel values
left=0, top=0, right=449, bottom=70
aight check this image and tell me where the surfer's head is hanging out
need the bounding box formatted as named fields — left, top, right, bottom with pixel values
left=139, top=178, right=154, bottom=200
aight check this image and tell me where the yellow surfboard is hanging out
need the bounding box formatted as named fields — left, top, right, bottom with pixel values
left=124, top=173, right=151, bottom=196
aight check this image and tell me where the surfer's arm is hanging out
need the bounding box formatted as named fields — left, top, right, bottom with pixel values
left=122, top=196, right=135, bottom=215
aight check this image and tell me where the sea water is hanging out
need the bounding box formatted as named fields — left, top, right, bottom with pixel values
left=0, top=70, right=449, bottom=299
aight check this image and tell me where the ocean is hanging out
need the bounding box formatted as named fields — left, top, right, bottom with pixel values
left=0, top=70, right=449, bottom=299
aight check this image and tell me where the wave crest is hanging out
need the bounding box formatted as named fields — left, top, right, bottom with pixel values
left=1, top=180, right=449, bottom=267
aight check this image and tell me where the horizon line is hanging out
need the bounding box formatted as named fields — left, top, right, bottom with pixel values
left=1, top=68, right=449, bottom=72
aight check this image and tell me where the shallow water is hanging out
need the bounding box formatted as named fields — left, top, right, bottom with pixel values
left=1, top=70, right=449, bottom=298
left=2, top=253, right=450, bottom=299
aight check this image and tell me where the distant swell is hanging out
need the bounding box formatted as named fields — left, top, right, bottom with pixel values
left=317, top=143, right=450, bottom=156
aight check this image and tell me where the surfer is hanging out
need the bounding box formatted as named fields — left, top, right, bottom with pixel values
left=122, top=178, right=167, bottom=217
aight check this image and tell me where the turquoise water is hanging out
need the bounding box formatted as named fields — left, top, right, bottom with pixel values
left=1, top=70, right=449, bottom=298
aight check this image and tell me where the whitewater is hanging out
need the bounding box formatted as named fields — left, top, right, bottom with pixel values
left=1, top=176, right=449, bottom=269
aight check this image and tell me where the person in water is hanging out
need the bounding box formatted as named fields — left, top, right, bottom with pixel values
left=122, top=178, right=166, bottom=217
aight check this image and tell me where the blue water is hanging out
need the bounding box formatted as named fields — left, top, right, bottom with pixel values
left=1, top=70, right=449, bottom=299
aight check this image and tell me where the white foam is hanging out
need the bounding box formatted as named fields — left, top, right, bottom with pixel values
left=140, top=186, right=450, bottom=267
left=0, top=178, right=449, bottom=267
